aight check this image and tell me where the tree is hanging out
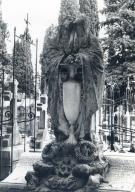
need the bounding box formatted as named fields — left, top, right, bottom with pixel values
left=79, top=0, right=99, bottom=36
left=14, top=29, right=34, bottom=96
left=59, top=0, right=80, bottom=25
left=101, top=0, right=135, bottom=96
left=40, top=25, right=58, bottom=94
left=0, top=20, right=11, bottom=73
left=0, top=2, right=12, bottom=91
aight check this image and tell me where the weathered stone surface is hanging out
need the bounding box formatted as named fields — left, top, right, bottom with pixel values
left=99, top=152, right=135, bottom=192
left=74, top=141, right=97, bottom=163
left=1, top=152, right=41, bottom=184
left=33, top=161, right=55, bottom=176
left=0, top=183, right=28, bottom=192
left=25, top=142, right=108, bottom=192
left=0, top=146, right=24, bottom=181
left=72, top=164, right=91, bottom=178
left=25, top=171, right=40, bottom=190
left=43, top=0, right=104, bottom=142
left=44, top=175, right=87, bottom=191
left=3, top=152, right=135, bottom=192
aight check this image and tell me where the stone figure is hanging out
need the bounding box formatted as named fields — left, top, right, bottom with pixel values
left=25, top=1, right=108, bottom=191
left=43, top=4, right=104, bottom=143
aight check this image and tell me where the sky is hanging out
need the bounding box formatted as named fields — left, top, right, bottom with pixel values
left=2, top=0, right=105, bottom=70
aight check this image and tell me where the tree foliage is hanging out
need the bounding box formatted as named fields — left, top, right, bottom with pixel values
left=40, top=25, right=58, bottom=94
left=0, top=20, right=11, bottom=73
left=14, top=29, right=34, bottom=96
left=79, top=0, right=99, bottom=36
left=101, top=0, right=135, bottom=94
left=59, top=0, right=80, bottom=25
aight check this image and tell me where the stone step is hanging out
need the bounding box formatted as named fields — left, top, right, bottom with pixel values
left=99, top=190, right=130, bottom=192
left=1, top=151, right=135, bottom=192
left=0, top=152, right=41, bottom=192
left=0, top=183, right=27, bottom=192
left=99, top=152, right=135, bottom=192
left=1, top=152, right=41, bottom=184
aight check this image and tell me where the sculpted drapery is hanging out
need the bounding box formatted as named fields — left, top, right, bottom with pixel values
left=43, top=15, right=104, bottom=142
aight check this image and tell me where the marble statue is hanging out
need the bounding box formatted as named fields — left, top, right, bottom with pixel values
left=44, top=9, right=104, bottom=143
left=25, top=0, right=108, bottom=191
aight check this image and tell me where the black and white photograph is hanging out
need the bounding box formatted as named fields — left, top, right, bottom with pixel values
left=0, top=0, right=135, bottom=191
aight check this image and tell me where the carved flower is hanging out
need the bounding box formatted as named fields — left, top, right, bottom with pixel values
left=55, top=157, right=76, bottom=177
left=42, top=142, right=59, bottom=162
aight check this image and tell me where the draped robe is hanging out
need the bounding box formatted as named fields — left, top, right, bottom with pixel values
left=44, top=20, right=104, bottom=141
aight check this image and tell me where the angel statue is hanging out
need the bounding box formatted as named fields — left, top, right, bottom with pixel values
left=41, top=0, right=104, bottom=144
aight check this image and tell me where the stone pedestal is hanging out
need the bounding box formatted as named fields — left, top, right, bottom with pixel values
left=25, top=141, right=108, bottom=192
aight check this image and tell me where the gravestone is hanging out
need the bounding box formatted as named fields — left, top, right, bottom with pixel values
left=13, top=79, right=20, bottom=145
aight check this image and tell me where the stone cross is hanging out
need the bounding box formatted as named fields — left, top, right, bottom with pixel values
left=24, top=13, right=31, bottom=32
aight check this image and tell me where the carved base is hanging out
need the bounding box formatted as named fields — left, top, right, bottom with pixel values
left=25, top=140, right=109, bottom=192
